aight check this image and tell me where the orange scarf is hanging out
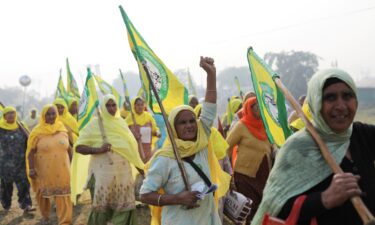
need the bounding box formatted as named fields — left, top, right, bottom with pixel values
left=240, top=97, right=267, bottom=140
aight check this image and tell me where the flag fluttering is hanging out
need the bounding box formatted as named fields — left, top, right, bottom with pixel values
left=78, top=68, right=99, bottom=130
left=119, top=69, right=131, bottom=104
left=56, top=69, right=68, bottom=99
left=234, top=76, right=243, bottom=97
left=93, top=75, right=122, bottom=107
left=187, top=68, right=197, bottom=96
left=119, top=6, right=188, bottom=113
left=247, top=47, right=291, bottom=147
left=66, top=58, right=80, bottom=98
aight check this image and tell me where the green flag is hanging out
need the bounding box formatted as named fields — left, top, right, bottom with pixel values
left=56, top=69, right=67, bottom=99
left=78, top=68, right=99, bottom=130
left=66, top=58, right=80, bottom=98
left=119, top=6, right=188, bottom=114
left=247, top=47, right=291, bottom=147
left=93, top=75, right=122, bottom=107
left=234, top=76, right=243, bottom=97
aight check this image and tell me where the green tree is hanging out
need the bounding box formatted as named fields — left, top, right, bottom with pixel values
left=264, top=51, right=320, bottom=98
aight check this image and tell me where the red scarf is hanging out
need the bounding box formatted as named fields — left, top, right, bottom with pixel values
left=240, top=97, right=267, bottom=140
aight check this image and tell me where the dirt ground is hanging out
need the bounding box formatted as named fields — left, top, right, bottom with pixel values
left=0, top=189, right=234, bottom=225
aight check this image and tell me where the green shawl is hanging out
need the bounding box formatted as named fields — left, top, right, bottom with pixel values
left=251, top=68, right=357, bottom=225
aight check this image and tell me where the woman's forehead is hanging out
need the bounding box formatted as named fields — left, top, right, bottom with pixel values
left=176, top=110, right=195, bottom=120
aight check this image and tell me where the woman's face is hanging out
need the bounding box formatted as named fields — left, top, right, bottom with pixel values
left=174, top=110, right=198, bottom=141
left=55, top=104, right=65, bottom=116
left=321, top=82, right=357, bottom=133
left=251, top=103, right=261, bottom=119
left=69, top=102, right=78, bottom=115
left=105, top=99, right=117, bottom=116
left=4, top=111, right=16, bottom=124
left=45, top=107, right=57, bottom=124
left=134, top=99, right=144, bottom=115
left=189, top=97, right=199, bottom=109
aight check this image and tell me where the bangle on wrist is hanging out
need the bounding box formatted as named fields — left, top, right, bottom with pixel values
left=157, top=194, right=162, bottom=206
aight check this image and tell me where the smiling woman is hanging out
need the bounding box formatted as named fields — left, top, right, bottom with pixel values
left=251, top=68, right=375, bottom=225
left=139, top=56, right=230, bottom=225
left=321, top=78, right=358, bottom=134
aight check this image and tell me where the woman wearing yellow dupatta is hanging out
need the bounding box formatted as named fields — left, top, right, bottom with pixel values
left=26, top=104, right=72, bottom=225
left=140, top=57, right=230, bottom=225
left=0, top=106, right=33, bottom=212
left=54, top=98, right=79, bottom=143
left=67, top=96, right=79, bottom=121
left=126, top=97, right=161, bottom=162
left=74, top=94, right=144, bottom=225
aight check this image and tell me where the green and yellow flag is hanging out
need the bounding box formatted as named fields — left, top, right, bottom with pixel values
left=187, top=68, right=197, bottom=96
left=93, top=75, right=122, bottom=107
left=119, top=6, right=188, bottom=113
left=119, top=69, right=131, bottom=104
left=56, top=69, right=67, bottom=99
left=78, top=68, right=99, bottom=130
left=234, top=76, right=243, bottom=97
left=0, top=104, right=4, bottom=118
left=66, top=58, right=80, bottom=98
left=247, top=47, right=291, bottom=147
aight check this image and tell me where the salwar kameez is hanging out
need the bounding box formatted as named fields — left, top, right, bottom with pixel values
left=32, top=131, right=72, bottom=225
left=86, top=152, right=137, bottom=225
left=0, top=127, right=32, bottom=210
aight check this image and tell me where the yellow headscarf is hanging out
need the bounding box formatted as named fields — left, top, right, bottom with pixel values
left=126, top=97, right=154, bottom=126
left=26, top=104, right=68, bottom=185
left=67, top=96, right=79, bottom=119
left=71, top=94, right=144, bottom=203
left=76, top=94, right=144, bottom=168
left=0, top=106, right=19, bottom=130
left=54, top=98, right=79, bottom=135
left=226, top=98, right=242, bottom=125
left=146, top=104, right=230, bottom=225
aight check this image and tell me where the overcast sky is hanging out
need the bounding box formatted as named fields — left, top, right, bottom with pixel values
left=1, top=0, right=374, bottom=97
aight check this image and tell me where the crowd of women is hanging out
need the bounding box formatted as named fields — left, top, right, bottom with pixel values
left=0, top=56, right=374, bottom=225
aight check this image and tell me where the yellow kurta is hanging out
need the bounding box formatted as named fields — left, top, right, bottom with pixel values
left=33, top=132, right=71, bottom=197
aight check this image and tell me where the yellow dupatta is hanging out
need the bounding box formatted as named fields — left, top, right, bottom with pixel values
left=0, top=106, right=19, bottom=130
left=54, top=98, right=79, bottom=142
left=145, top=105, right=230, bottom=225
left=71, top=94, right=144, bottom=203
left=26, top=104, right=68, bottom=188
left=125, top=97, right=155, bottom=127
left=67, top=96, right=79, bottom=120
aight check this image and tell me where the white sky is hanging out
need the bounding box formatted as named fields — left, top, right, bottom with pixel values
left=1, top=0, right=374, bottom=97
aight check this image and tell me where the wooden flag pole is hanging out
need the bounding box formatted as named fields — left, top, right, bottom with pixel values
left=0, top=102, right=29, bottom=137
left=119, top=69, right=145, bottom=161
left=141, top=61, right=190, bottom=191
left=95, top=106, right=114, bottom=165
left=275, top=78, right=375, bottom=225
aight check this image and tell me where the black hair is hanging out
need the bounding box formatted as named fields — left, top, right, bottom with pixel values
left=322, top=77, right=345, bottom=91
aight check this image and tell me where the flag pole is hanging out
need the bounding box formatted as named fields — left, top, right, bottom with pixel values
left=141, top=61, right=190, bottom=191
left=95, top=106, right=114, bottom=165
left=274, top=78, right=375, bottom=225
left=0, top=101, right=29, bottom=137
left=119, top=69, right=146, bottom=161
